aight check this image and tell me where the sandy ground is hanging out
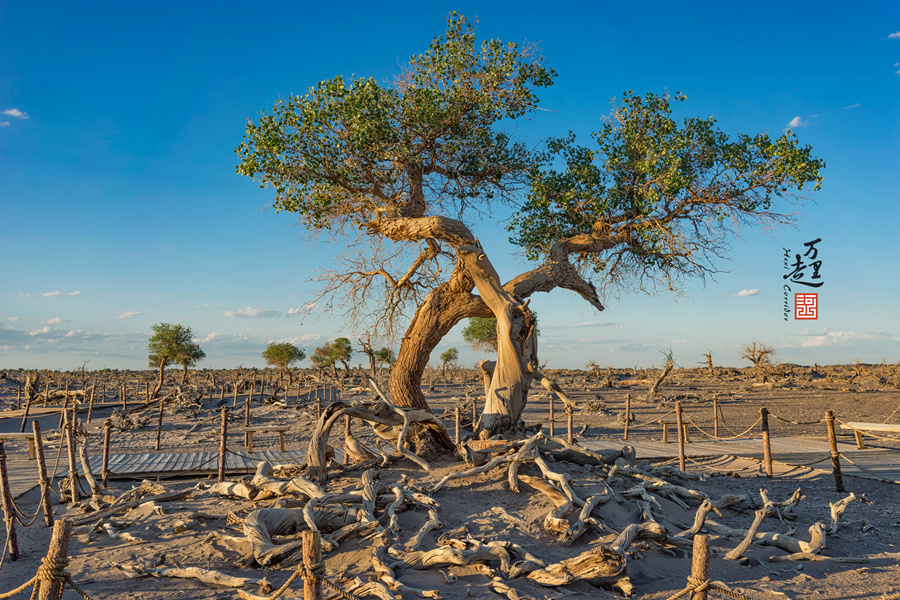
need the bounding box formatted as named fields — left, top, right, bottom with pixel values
left=1, top=365, right=899, bottom=599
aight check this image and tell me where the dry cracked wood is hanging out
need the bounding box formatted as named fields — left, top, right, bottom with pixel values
left=114, top=562, right=265, bottom=589
left=828, top=492, right=856, bottom=534
left=527, top=545, right=629, bottom=595
left=518, top=474, right=574, bottom=534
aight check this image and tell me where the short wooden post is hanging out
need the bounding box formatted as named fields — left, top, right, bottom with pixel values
left=689, top=534, right=710, bottom=600
left=64, top=409, right=80, bottom=503
left=624, top=394, right=631, bottom=441
left=472, top=397, right=477, bottom=428
left=86, top=383, right=96, bottom=424
left=566, top=407, right=574, bottom=443
left=121, top=382, right=127, bottom=412
left=19, top=394, right=34, bottom=433
left=155, top=396, right=164, bottom=451
left=760, top=407, right=772, bottom=477
left=825, top=410, right=845, bottom=492
left=145, top=381, right=150, bottom=405
left=64, top=379, right=69, bottom=406
left=549, top=395, right=555, bottom=437
left=37, top=519, right=73, bottom=600
left=316, top=393, right=322, bottom=420
left=343, top=416, right=351, bottom=465
left=676, top=401, right=686, bottom=472
left=32, top=420, right=54, bottom=526
left=302, top=530, right=323, bottom=600
left=0, top=440, right=20, bottom=561
left=244, top=395, right=251, bottom=448
left=713, top=394, right=719, bottom=438
left=16, top=382, right=21, bottom=410
left=101, top=420, right=111, bottom=488
left=232, top=383, right=238, bottom=407
left=455, top=407, right=461, bottom=444
left=218, top=407, right=228, bottom=483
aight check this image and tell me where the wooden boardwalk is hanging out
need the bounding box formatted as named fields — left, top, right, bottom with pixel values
left=582, top=436, right=900, bottom=483
left=5, top=436, right=899, bottom=499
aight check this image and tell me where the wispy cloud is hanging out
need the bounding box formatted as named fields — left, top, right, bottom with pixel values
left=7, top=317, right=19, bottom=322
left=731, top=289, right=760, bottom=297
left=612, top=342, right=653, bottom=353
left=784, top=328, right=900, bottom=348
left=0, top=122, right=9, bottom=127
left=46, top=317, right=65, bottom=325
left=288, top=302, right=316, bottom=316
left=19, top=290, right=79, bottom=298
left=888, top=32, right=900, bottom=39
left=117, top=311, right=143, bottom=320
left=2, top=108, right=28, bottom=119
left=28, top=326, right=51, bottom=336
left=223, top=305, right=293, bottom=318
left=842, top=103, right=861, bottom=110
left=787, top=116, right=808, bottom=128
left=195, top=332, right=220, bottom=343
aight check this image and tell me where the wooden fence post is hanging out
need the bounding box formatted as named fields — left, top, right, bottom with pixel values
left=343, top=416, right=351, bottom=465
left=624, top=394, right=631, bottom=441
left=713, top=394, right=719, bottom=438
left=689, top=534, right=710, bottom=600
left=0, top=440, right=20, bottom=561
left=825, top=410, right=845, bottom=492
left=455, top=407, right=461, bottom=445
left=218, top=407, right=229, bottom=483
left=155, top=397, right=164, bottom=451
left=32, top=420, right=54, bottom=526
left=64, top=409, right=80, bottom=503
left=302, top=530, right=323, bottom=600
left=566, top=407, right=574, bottom=443
left=549, top=395, right=555, bottom=437
left=86, top=383, right=96, bottom=424
left=676, top=401, right=686, bottom=472
left=37, top=519, right=73, bottom=600
left=760, top=407, right=772, bottom=477
left=101, top=421, right=111, bottom=488
left=244, top=395, right=251, bottom=448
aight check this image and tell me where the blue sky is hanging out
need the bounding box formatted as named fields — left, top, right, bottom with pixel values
left=1, top=1, right=898, bottom=371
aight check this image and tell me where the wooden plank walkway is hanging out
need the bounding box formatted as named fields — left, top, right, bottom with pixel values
left=6, top=436, right=898, bottom=499
left=581, top=436, right=900, bottom=483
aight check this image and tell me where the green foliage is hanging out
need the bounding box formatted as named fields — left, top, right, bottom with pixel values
left=148, top=323, right=196, bottom=368
left=236, top=13, right=554, bottom=232
left=262, top=342, right=306, bottom=370
left=462, top=313, right=539, bottom=353
left=374, top=347, right=394, bottom=367
left=311, top=338, right=353, bottom=372
left=509, top=91, right=825, bottom=295
left=177, top=343, right=206, bottom=369
left=439, top=347, right=459, bottom=366
left=462, top=317, right=498, bottom=353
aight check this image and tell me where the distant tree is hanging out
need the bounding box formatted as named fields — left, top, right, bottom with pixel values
left=311, top=343, right=336, bottom=376
left=262, top=342, right=306, bottom=385
left=648, top=348, right=675, bottom=398
left=462, top=318, right=498, bottom=353
left=439, top=347, right=459, bottom=378
left=742, top=341, right=775, bottom=382
left=333, top=338, right=353, bottom=374
left=374, top=347, right=395, bottom=369
left=177, top=342, right=206, bottom=385
left=148, top=323, right=195, bottom=399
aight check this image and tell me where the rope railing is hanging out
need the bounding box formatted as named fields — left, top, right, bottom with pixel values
left=684, top=416, right=762, bottom=441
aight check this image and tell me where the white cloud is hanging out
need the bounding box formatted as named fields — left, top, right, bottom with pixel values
left=68, top=291, right=80, bottom=296
left=784, top=328, right=900, bottom=348
left=41, top=291, right=62, bottom=298
left=224, top=305, right=283, bottom=318
left=7, top=317, right=19, bottom=322
left=787, top=116, right=807, bottom=128
left=888, top=32, right=900, bottom=39
left=117, top=311, right=143, bottom=319
left=731, top=289, right=760, bottom=297
left=2, top=108, right=28, bottom=119
left=842, top=103, right=861, bottom=110
left=0, top=121, right=9, bottom=127
left=46, top=317, right=64, bottom=325
left=195, top=332, right=220, bottom=343
left=28, top=326, right=51, bottom=336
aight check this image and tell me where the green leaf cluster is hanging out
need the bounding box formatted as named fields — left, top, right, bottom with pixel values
left=261, top=342, right=306, bottom=370
left=510, top=91, right=824, bottom=292
left=148, top=323, right=202, bottom=369
left=439, top=347, right=459, bottom=365
left=236, top=13, right=554, bottom=231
